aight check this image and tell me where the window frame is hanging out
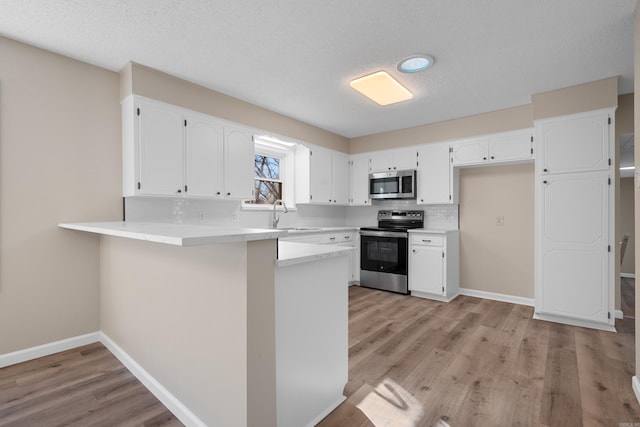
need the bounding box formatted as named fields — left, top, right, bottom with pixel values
left=242, top=136, right=297, bottom=211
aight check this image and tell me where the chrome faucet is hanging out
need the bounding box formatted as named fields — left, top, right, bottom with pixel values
left=272, top=199, right=288, bottom=228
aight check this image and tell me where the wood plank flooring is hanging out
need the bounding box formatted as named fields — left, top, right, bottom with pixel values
left=318, top=285, right=639, bottom=427
left=0, top=283, right=637, bottom=426
left=0, top=343, right=183, bottom=426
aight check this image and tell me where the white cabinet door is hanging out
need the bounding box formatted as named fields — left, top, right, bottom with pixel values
left=393, top=148, right=418, bottom=170
left=451, top=138, right=489, bottom=166
left=537, top=111, right=611, bottom=174
left=137, top=99, right=184, bottom=196
left=184, top=113, right=223, bottom=198
left=488, top=130, right=532, bottom=163
left=332, top=152, right=350, bottom=205
left=410, top=246, right=444, bottom=295
left=417, top=143, right=451, bottom=204
left=309, top=147, right=333, bottom=204
left=349, top=155, right=371, bottom=206
left=369, top=152, right=391, bottom=172
left=223, top=125, right=255, bottom=199
left=537, top=171, right=610, bottom=323
left=370, top=148, right=417, bottom=172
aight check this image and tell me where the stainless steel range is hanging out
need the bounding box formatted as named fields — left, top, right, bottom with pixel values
left=360, top=209, right=424, bottom=294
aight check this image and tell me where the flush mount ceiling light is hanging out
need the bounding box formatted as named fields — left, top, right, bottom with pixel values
left=397, top=54, right=434, bottom=73
left=349, top=71, right=413, bottom=106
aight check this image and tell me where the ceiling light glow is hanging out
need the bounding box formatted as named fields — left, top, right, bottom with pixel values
left=349, top=71, right=413, bottom=106
left=398, top=55, right=434, bottom=73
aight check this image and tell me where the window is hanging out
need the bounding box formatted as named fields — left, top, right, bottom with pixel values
left=253, top=154, right=282, bottom=204
left=243, top=135, right=297, bottom=209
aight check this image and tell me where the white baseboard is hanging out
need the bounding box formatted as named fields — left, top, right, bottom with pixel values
left=533, top=312, right=616, bottom=332
left=0, top=332, right=101, bottom=368
left=616, top=309, right=624, bottom=319
left=621, top=273, right=636, bottom=279
left=99, top=332, right=206, bottom=427
left=459, top=288, right=534, bottom=307
left=633, top=376, right=640, bottom=407
left=304, top=395, right=346, bottom=427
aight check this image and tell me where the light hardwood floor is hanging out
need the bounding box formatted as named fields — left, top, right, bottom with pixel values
left=0, top=343, right=183, bottom=426
left=318, top=285, right=639, bottom=427
left=0, top=285, right=637, bottom=426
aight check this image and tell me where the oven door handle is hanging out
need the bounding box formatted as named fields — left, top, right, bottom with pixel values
left=360, top=230, right=408, bottom=238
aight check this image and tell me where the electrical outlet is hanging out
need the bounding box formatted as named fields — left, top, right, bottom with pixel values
left=198, top=212, right=205, bottom=222
left=496, top=216, right=504, bottom=226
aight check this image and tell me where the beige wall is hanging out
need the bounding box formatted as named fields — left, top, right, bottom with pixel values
left=100, top=236, right=278, bottom=427
left=122, top=62, right=350, bottom=153
left=620, top=178, right=635, bottom=275
left=532, top=77, right=619, bottom=120
left=459, top=164, right=535, bottom=298
left=349, top=104, right=533, bottom=154
left=0, top=36, right=121, bottom=354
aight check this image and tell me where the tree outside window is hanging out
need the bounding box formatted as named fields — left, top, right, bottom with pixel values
left=253, top=154, right=282, bottom=204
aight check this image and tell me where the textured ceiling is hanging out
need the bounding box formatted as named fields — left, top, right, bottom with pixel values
left=0, top=0, right=635, bottom=138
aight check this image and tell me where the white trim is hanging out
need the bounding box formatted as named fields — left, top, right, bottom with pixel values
left=459, top=288, right=534, bottom=307
left=304, top=396, right=346, bottom=427
left=633, top=376, right=640, bottom=407
left=533, top=312, right=616, bottom=332
left=621, top=273, right=636, bottom=279
left=411, top=290, right=459, bottom=303
left=615, top=309, right=624, bottom=319
left=99, top=332, right=207, bottom=427
left=0, top=332, right=101, bottom=368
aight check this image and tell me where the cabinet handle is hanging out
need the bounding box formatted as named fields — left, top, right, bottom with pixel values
left=412, top=249, right=416, bottom=253
left=483, top=157, right=487, bottom=160
left=330, top=237, right=336, bottom=241
left=421, top=199, right=424, bottom=202
left=423, top=239, right=431, bottom=243
left=216, top=192, right=221, bottom=195
left=177, top=189, right=182, bottom=193
left=227, top=192, right=231, bottom=196
left=543, top=168, right=548, bottom=172
left=543, top=180, right=548, bottom=184
left=364, top=201, right=368, bottom=204
left=490, top=156, right=495, bottom=160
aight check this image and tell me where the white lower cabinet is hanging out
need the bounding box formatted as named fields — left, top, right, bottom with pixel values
left=281, top=230, right=358, bottom=282
left=408, top=231, right=459, bottom=302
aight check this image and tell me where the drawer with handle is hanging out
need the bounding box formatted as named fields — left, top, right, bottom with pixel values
left=410, top=235, right=444, bottom=247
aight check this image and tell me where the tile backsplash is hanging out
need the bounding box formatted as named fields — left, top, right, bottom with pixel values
left=125, top=196, right=459, bottom=230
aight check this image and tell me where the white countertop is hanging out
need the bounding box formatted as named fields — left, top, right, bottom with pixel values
left=58, top=221, right=288, bottom=246
left=276, top=241, right=353, bottom=267
left=408, top=228, right=459, bottom=234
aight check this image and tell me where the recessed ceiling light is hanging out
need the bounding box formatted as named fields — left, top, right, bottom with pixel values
left=397, top=55, right=434, bottom=73
left=349, top=71, right=413, bottom=106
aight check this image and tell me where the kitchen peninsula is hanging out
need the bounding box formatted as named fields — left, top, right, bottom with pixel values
left=58, top=221, right=352, bottom=427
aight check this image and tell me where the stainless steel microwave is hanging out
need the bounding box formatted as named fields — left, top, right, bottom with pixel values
left=369, top=169, right=416, bottom=200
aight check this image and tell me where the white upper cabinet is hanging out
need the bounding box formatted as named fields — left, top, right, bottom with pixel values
left=332, top=151, right=350, bottom=205
left=451, top=137, right=489, bottom=166
left=184, top=112, right=223, bottom=198
left=223, top=124, right=255, bottom=199
left=135, top=97, right=185, bottom=196
left=451, top=129, right=533, bottom=167
left=349, top=154, right=371, bottom=206
left=416, top=143, right=451, bottom=204
left=295, top=145, right=350, bottom=205
left=536, top=110, right=611, bottom=174
left=488, top=129, right=533, bottom=163
left=369, top=148, right=417, bottom=172
left=122, top=95, right=255, bottom=200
